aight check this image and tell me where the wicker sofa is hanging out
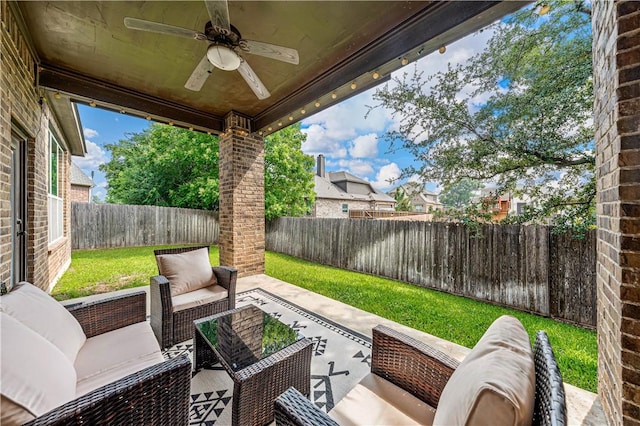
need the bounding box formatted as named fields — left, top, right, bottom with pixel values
left=275, top=316, right=567, bottom=426
left=0, top=282, right=191, bottom=425
left=151, top=245, right=237, bottom=348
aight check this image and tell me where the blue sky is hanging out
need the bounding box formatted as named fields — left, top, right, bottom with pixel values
left=73, top=22, right=498, bottom=201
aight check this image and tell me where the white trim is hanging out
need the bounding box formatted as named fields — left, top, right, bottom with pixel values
left=48, top=257, right=71, bottom=294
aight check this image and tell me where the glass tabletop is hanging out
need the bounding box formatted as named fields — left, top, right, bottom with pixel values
left=195, top=304, right=303, bottom=371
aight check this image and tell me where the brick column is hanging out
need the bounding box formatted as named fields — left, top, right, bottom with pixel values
left=218, top=111, right=265, bottom=277
left=593, top=2, right=640, bottom=425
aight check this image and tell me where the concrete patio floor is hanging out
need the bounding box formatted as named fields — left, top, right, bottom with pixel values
left=64, top=273, right=605, bottom=425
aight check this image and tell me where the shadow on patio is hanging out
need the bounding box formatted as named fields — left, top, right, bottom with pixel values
left=60, top=273, right=605, bottom=425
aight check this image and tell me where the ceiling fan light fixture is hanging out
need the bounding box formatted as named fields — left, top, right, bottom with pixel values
left=207, top=44, right=241, bottom=71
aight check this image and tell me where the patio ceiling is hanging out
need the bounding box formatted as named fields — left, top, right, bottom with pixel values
left=15, top=1, right=523, bottom=135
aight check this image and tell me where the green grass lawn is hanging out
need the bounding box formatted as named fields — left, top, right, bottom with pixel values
left=55, top=245, right=597, bottom=393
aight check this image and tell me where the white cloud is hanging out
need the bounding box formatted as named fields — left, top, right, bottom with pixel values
left=83, top=128, right=99, bottom=138
left=370, top=163, right=402, bottom=190
left=72, top=140, right=108, bottom=169
left=301, top=124, right=348, bottom=158
left=333, top=159, right=375, bottom=177
left=349, top=133, right=378, bottom=158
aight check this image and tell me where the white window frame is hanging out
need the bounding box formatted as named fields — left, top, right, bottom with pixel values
left=341, top=203, right=348, bottom=213
left=48, top=131, right=64, bottom=244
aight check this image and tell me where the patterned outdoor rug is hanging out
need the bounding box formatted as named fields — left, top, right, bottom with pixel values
left=162, top=288, right=372, bottom=425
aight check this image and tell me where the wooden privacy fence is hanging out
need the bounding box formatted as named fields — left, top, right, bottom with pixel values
left=71, top=203, right=219, bottom=250
left=266, top=218, right=596, bottom=328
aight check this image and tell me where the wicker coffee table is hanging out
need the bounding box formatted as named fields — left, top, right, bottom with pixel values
left=194, top=305, right=312, bottom=426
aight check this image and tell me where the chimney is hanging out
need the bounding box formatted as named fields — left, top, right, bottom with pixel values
left=316, top=154, right=326, bottom=178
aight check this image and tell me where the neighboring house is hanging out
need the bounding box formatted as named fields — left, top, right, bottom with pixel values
left=471, top=185, right=532, bottom=221
left=312, top=155, right=396, bottom=218
left=388, top=182, right=443, bottom=213
left=2, top=6, right=86, bottom=292
left=70, top=162, right=94, bottom=203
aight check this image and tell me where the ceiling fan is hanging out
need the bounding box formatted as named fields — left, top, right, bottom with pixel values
left=124, top=0, right=299, bottom=100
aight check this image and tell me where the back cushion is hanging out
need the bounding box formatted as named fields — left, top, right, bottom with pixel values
left=156, top=247, right=217, bottom=296
left=433, top=315, right=535, bottom=426
left=0, top=282, right=86, bottom=363
left=1, top=313, right=77, bottom=422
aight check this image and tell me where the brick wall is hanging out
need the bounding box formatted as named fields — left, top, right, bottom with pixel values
left=314, top=199, right=370, bottom=218
left=218, top=112, right=265, bottom=278
left=70, top=185, right=91, bottom=203
left=1, top=1, right=73, bottom=291
left=594, top=2, right=640, bottom=425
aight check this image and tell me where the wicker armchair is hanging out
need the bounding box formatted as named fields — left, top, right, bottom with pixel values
left=26, top=291, right=191, bottom=425
left=275, top=324, right=566, bottom=426
left=151, top=245, right=237, bottom=348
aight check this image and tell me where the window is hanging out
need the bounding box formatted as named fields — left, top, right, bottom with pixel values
left=48, top=132, right=64, bottom=243
left=415, top=204, right=423, bottom=212
left=341, top=204, right=348, bottom=213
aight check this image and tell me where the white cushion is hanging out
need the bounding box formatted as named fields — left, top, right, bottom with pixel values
left=172, top=285, right=228, bottom=312
left=1, top=313, right=77, bottom=420
left=75, top=322, right=165, bottom=396
left=433, top=315, right=535, bottom=426
left=156, top=248, right=217, bottom=296
left=0, top=281, right=86, bottom=363
left=329, top=373, right=436, bottom=426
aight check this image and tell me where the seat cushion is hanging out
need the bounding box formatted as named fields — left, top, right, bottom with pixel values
left=433, top=315, right=535, bottom=426
left=1, top=313, right=77, bottom=423
left=329, top=373, right=436, bottom=426
left=172, top=285, right=228, bottom=312
left=156, top=247, right=217, bottom=296
left=0, top=281, right=86, bottom=363
left=75, top=322, right=165, bottom=396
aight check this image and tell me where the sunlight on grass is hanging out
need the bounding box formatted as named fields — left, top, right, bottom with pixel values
left=55, top=245, right=596, bottom=393
left=52, top=245, right=220, bottom=300
left=265, top=251, right=597, bottom=393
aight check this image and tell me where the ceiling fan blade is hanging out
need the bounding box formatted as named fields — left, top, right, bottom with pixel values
left=204, top=0, right=230, bottom=30
left=237, top=60, right=270, bottom=100
left=242, top=40, right=299, bottom=65
left=124, top=17, right=205, bottom=40
left=185, top=54, right=214, bottom=91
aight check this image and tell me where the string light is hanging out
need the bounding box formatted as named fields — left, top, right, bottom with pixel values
left=301, top=109, right=306, bottom=114
left=315, top=101, right=321, bottom=107
left=438, top=45, right=446, bottom=54
left=53, top=92, right=61, bottom=100
left=119, top=109, right=126, bottom=114
left=89, top=101, right=96, bottom=107
left=372, top=71, right=380, bottom=79
left=331, top=93, right=337, bottom=99
left=401, top=57, right=408, bottom=66
left=145, top=115, right=152, bottom=120
left=350, top=82, right=357, bottom=90
left=278, top=121, right=283, bottom=126
left=189, top=127, right=194, bottom=131
left=268, top=127, right=273, bottom=131
left=168, top=121, right=174, bottom=126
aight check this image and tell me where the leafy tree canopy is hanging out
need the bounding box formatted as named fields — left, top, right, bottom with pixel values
left=102, top=124, right=219, bottom=209
left=371, top=0, right=594, bottom=233
left=439, top=178, right=483, bottom=208
left=101, top=122, right=315, bottom=219
left=264, top=123, right=316, bottom=220
left=393, top=187, right=413, bottom=211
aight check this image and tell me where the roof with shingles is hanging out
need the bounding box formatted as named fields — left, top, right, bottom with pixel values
left=70, top=162, right=94, bottom=187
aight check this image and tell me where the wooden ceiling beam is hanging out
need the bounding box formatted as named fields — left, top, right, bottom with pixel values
left=254, top=1, right=522, bottom=130
left=38, top=64, right=226, bottom=132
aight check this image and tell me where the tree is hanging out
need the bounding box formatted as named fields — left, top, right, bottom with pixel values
left=264, top=123, right=316, bottom=219
left=101, top=124, right=220, bottom=209
left=439, top=178, right=482, bottom=208
left=102, top=122, right=316, bottom=219
left=371, top=1, right=594, bottom=233
left=393, top=187, right=413, bottom=211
